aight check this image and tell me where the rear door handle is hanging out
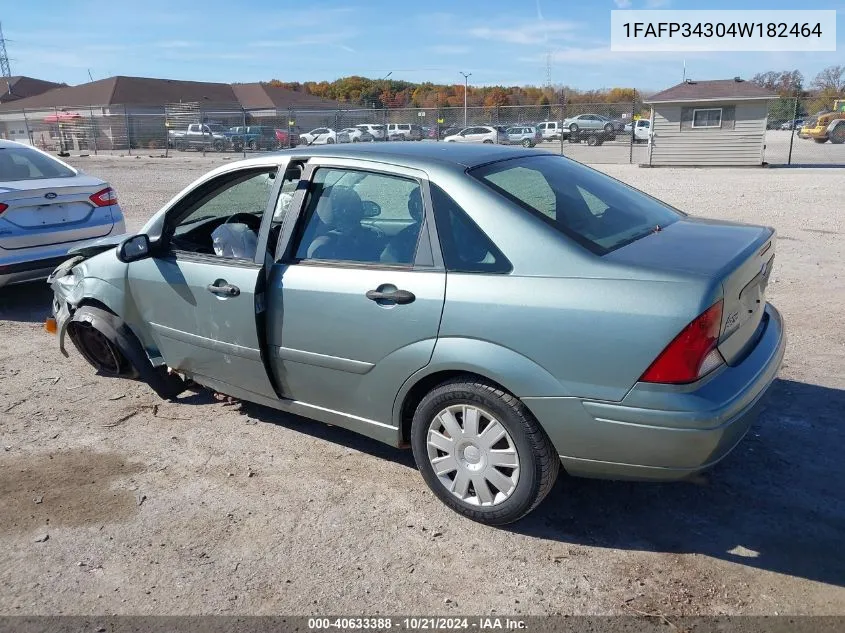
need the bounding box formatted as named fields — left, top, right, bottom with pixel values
left=366, top=288, right=415, bottom=305
left=207, top=282, right=240, bottom=297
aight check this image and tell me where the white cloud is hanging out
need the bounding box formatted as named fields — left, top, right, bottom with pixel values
left=153, top=40, right=196, bottom=49
left=249, top=31, right=355, bottom=48
left=429, top=45, right=471, bottom=55
left=469, top=20, right=580, bottom=45
left=613, top=0, right=632, bottom=8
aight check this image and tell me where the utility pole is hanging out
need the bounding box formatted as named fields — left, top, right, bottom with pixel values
left=460, top=71, right=472, bottom=126
left=0, top=23, right=12, bottom=79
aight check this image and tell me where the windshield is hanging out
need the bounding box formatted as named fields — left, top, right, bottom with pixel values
left=0, top=146, right=76, bottom=181
left=471, top=155, right=682, bottom=254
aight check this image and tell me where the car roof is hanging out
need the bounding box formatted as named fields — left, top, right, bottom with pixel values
left=0, top=139, right=34, bottom=149
left=272, top=141, right=546, bottom=169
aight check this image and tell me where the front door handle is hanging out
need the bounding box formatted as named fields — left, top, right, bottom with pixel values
left=366, top=288, right=415, bottom=305
left=207, top=282, right=240, bottom=297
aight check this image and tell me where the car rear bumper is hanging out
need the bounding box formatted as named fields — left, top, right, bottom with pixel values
left=522, top=303, right=785, bottom=481
left=0, top=217, right=125, bottom=289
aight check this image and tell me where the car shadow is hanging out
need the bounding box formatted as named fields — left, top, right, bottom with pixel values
left=174, top=377, right=844, bottom=587
left=218, top=398, right=417, bottom=469
left=0, top=281, right=54, bottom=324
left=511, top=378, right=845, bottom=588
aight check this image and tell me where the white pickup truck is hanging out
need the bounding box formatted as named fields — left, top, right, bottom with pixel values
left=168, top=124, right=230, bottom=152
left=624, top=119, right=652, bottom=143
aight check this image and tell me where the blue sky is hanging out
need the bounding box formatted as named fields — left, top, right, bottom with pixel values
left=3, top=0, right=843, bottom=91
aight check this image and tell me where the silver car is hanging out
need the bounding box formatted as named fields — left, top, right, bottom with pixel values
left=47, top=144, right=784, bottom=525
left=443, top=126, right=506, bottom=144
left=0, top=140, right=125, bottom=288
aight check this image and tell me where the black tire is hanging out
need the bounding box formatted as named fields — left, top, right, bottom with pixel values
left=569, top=123, right=578, bottom=133
left=603, top=123, right=613, bottom=133
left=247, top=139, right=258, bottom=151
left=587, top=135, right=599, bottom=146
left=813, top=138, right=827, bottom=144
left=483, top=139, right=494, bottom=144
left=213, top=139, right=224, bottom=152
left=175, top=140, right=186, bottom=152
left=521, top=138, right=532, bottom=148
left=326, top=137, right=335, bottom=144
left=830, top=125, right=845, bottom=145
left=410, top=376, right=559, bottom=525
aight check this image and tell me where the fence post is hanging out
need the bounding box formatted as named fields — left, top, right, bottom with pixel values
left=787, top=96, right=798, bottom=166
left=242, top=107, right=247, bottom=158
left=164, top=108, right=169, bottom=158
left=288, top=108, right=293, bottom=148
left=559, top=97, right=566, bottom=157
left=21, top=108, right=32, bottom=145
left=88, top=106, right=98, bottom=155
left=200, top=105, right=207, bottom=157
left=629, top=99, right=635, bottom=165
left=122, top=105, right=131, bottom=155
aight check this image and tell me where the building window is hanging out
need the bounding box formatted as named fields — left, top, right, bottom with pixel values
left=692, top=108, right=722, bottom=128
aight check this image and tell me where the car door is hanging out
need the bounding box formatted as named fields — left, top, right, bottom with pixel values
left=267, top=158, right=446, bottom=432
left=127, top=161, right=290, bottom=400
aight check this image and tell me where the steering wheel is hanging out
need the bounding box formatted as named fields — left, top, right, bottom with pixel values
left=223, top=212, right=262, bottom=231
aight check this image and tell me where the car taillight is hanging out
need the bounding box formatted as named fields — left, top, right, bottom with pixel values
left=640, top=300, right=724, bottom=384
left=89, top=187, right=117, bottom=207
left=0, top=203, right=7, bottom=216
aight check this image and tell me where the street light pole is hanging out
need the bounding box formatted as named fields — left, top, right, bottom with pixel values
left=460, top=71, right=472, bottom=126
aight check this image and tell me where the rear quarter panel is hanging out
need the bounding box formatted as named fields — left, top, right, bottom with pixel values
left=435, top=273, right=713, bottom=402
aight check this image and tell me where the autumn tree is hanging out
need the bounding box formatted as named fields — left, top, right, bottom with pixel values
left=811, top=65, right=845, bottom=93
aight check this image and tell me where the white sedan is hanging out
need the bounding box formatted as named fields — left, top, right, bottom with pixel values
left=298, top=128, right=338, bottom=145
left=0, top=140, right=126, bottom=288
left=338, top=128, right=375, bottom=143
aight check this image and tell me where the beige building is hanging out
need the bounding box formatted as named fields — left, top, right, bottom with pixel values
left=645, top=78, right=777, bottom=167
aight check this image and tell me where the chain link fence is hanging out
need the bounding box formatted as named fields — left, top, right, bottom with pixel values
left=764, top=96, right=845, bottom=166
left=0, top=101, right=653, bottom=164
left=2, top=98, right=843, bottom=165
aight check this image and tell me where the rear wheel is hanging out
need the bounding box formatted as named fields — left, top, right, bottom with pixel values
left=813, top=138, right=828, bottom=144
left=603, top=123, right=613, bottom=133
left=411, top=377, right=559, bottom=525
left=326, top=137, right=335, bottom=144
left=521, top=138, right=532, bottom=147
left=569, top=123, right=579, bottom=133
left=483, top=139, right=494, bottom=144
left=830, top=125, right=845, bottom=144
left=587, top=135, right=600, bottom=146
left=247, top=139, right=258, bottom=151
left=213, top=139, right=225, bottom=152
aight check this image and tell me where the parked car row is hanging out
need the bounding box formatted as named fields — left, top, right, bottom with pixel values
left=168, top=124, right=301, bottom=152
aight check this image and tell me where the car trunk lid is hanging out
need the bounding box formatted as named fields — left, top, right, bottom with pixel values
left=0, top=175, right=115, bottom=249
left=606, top=218, right=775, bottom=365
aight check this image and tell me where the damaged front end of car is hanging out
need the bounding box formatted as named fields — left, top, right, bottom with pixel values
left=45, top=238, right=186, bottom=399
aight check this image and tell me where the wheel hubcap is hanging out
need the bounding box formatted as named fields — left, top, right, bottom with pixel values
left=426, top=404, right=520, bottom=507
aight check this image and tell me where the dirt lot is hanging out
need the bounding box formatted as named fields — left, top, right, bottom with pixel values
left=1, top=155, right=844, bottom=616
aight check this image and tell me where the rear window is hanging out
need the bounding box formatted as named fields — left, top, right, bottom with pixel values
left=470, top=155, right=682, bottom=254
left=0, top=146, right=76, bottom=181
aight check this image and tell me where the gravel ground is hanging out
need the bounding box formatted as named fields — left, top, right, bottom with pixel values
left=1, top=155, right=843, bottom=617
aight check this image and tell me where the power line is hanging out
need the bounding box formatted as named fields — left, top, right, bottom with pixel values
left=0, top=22, right=12, bottom=78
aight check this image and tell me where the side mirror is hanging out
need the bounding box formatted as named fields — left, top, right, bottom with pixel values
left=117, top=234, right=152, bottom=263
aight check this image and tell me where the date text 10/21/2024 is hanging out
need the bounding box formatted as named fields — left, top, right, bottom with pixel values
left=307, top=617, right=527, bottom=630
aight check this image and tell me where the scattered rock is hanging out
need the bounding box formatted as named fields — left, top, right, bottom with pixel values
left=34, top=534, right=49, bottom=543
left=432, top=531, right=443, bottom=538
left=34, top=496, right=43, bottom=504
left=136, top=494, right=147, bottom=507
